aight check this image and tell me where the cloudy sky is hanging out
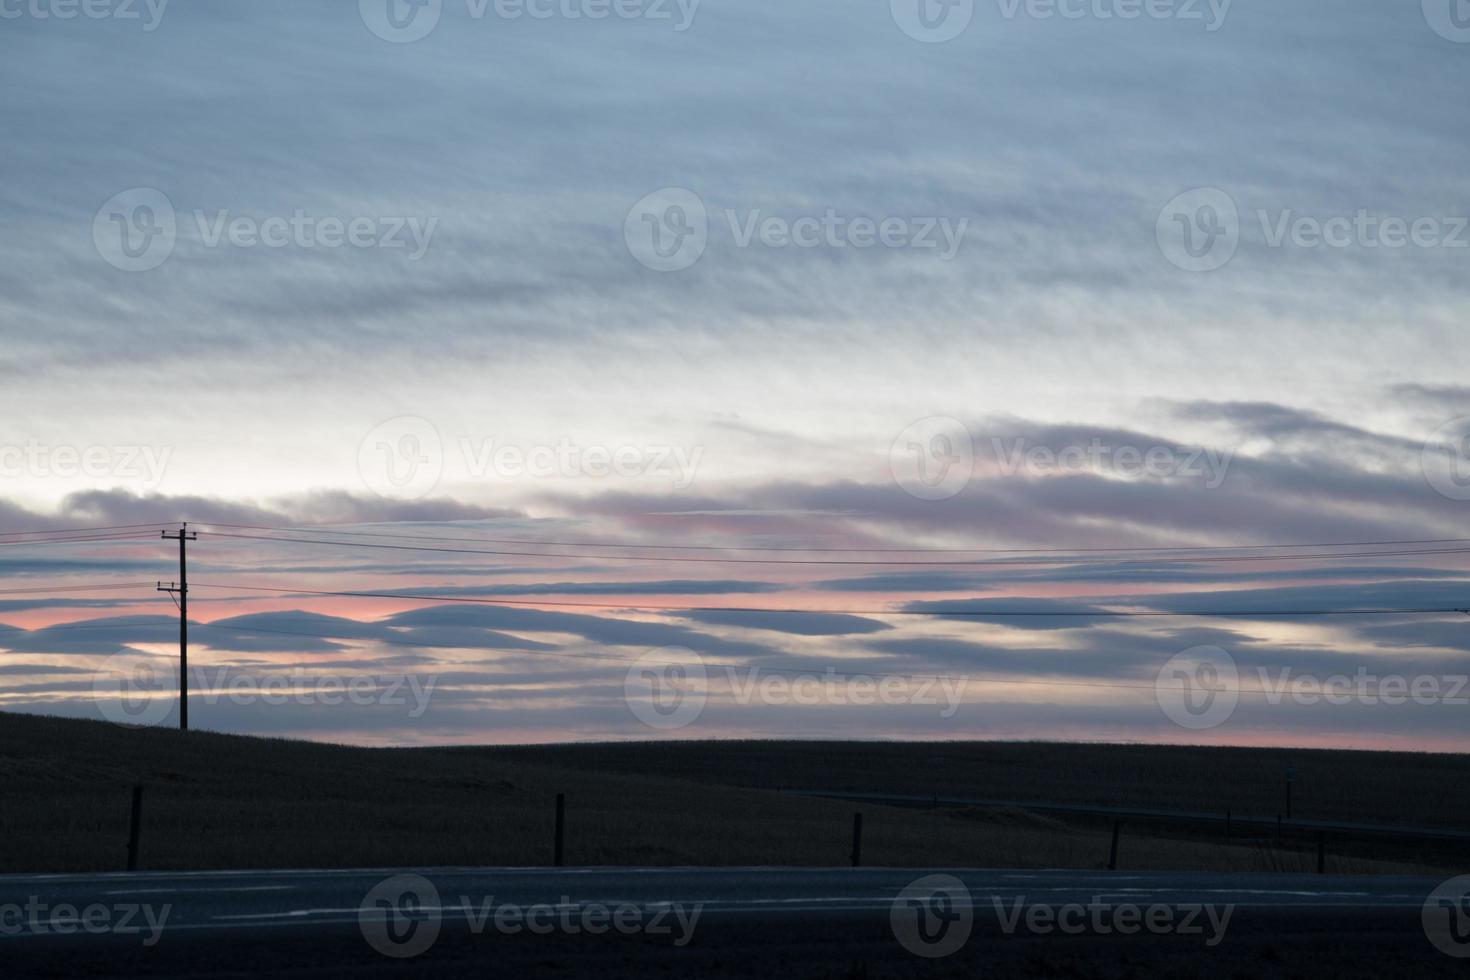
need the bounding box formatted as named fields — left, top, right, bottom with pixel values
left=2, top=0, right=1469, bottom=749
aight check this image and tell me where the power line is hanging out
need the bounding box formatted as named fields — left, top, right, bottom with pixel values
left=0, top=532, right=163, bottom=548
left=195, top=531, right=1470, bottom=568
left=0, top=582, right=152, bottom=596
left=194, top=521, right=1470, bottom=557
left=0, top=619, right=173, bottom=636
left=0, top=522, right=170, bottom=538
left=186, top=581, right=1469, bottom=618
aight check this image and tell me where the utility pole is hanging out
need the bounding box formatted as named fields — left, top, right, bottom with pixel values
left=157, top=524, right=197, bottom=731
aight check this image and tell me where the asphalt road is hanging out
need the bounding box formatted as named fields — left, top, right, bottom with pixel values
left=1, top=867, right=1464, bottom=978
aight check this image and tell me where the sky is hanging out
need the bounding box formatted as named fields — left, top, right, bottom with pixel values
left=1, top=0, right=1469, bottom=750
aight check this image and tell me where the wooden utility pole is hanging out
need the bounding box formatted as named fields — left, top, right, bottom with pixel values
left=157, top=524, right=197, bottom=731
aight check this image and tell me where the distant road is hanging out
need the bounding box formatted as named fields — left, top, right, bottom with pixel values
left=0, top=867, right=1460, bottom=977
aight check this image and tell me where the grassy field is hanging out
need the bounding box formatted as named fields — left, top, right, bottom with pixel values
left=472, top=739, right=1470, bottom=826
left=1, top=711, right=1464, bottom=876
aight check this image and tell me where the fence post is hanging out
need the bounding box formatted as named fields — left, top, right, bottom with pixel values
left=850, top=812, right=863, bottom=868
left=1317, top=831, right=1325, bottom=874
left=126, top=784, right=144, bottom=872
left=554, top=793, right=565, bottom=867
left=1107, top=820, right=1121, bottom=871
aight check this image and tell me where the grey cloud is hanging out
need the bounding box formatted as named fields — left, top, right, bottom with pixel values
left=676, top=610, right=892, bottom=636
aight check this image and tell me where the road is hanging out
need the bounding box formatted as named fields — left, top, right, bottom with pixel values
left=0, top=867, right=1464, bottom=977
